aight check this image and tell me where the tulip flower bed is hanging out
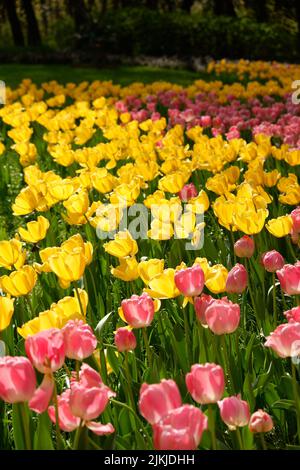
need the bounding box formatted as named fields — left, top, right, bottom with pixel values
left=0, top=59, right=300, bottom=451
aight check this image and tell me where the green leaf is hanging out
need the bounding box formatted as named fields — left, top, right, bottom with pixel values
left=272, top=399, right=296, bottom=411
left=33, top=412, right=54, bottom=450
left=95, top=311, right=113, bottom=338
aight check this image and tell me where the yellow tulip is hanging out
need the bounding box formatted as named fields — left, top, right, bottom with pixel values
left=0, top=265, right=37, bottom=297
left=0, top=238, right=26, bottom=270
left=266, top=215, right=293, bottom=238
left=158, top=171, right=190, bottom=194
left=48, top=248, right=91, bottom=288
left=18, top=216, right=50, bottom=243
left=147, top=218, right=174, bottom=240
left=205, top=264, right=228, bottom=294
left=144, top=268, right=180, bottom=299
left=111, top=256, right=139, bottom=281
left=63, top=190, right=89, bottom=215
left=104, top=230, right=138, bottom=258
left=0, top=296, right=14, bottom=331
left=138, top=259, right=165, bottom=285
left=91, top=168, right=117, bottom=193
left=12, top=185, right=41, bottom=215
left=17, top=289, right=88, bottom=338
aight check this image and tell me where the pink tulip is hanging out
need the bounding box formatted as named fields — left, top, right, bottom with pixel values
left=85, top=421, right=115, bottom=436
left=205, top=298, right=240, bottom=335
left=249, top=410, right=273, bottom=433
left=261, top=250, right=284, bottom=272
left=153, top=405, right=208, bottom=450
left=114, top=327, right=137, bottom=352
left=25, top=328, right=65, bottom=373
left=284, top=306, right=300, bottom=323
left=79, top=363, right=104, bottom=388
left=194, top=294, right=215, bottom=326
left=174, top=265, right=205, bottom=297
left=62, top=319, right=97, bottom=361
left=291, top=207, right=300, bottom=233
left=69, top=382, right=113, bottom=421
left=226, top=263, right=248, bottom=294
left=121, top=293, right=155, bottom=328
left=234, top=235, right=255, bottom=258
left=265, top=322, right=300, bottom=358
left=218, top=395, right=250, bottom=430
left=276, top=263, right=300, bottom=295
left=139, top=379, right=182, bottom=425
left=0, top=356, right=36, bottom=403
left=48, top=389, right=81, bottom=432
left=29, top=374, right=54, bottom=413
left=186, top=363, right=225, bottom=404
left=178, top=183, right=198, bottom=202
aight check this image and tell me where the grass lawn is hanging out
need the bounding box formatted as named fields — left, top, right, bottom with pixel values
left=0, top=64, right=203, bottom=88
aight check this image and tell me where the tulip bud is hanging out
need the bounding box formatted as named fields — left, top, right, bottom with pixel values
left=226, top=263, right=248, bottom=294
left=249, top=410, right=273, bottom=433
left=0, top=356, right=36, bottom=403
left=284, top=306, right=300, bottom=323
left=261, top=250, right=284, bottom=272
left=114, top=327, right=137, bottom=352
left=121, top=293, right=155, bottom=328
left=25, top=328, right=65, bottom=374
left=205, top=298, right=240, bottom=335
left=62, top=319, right=97, bottom=360
left=186, top=363, right=225, bottom=404
left=139, top=379, right=182, bottom=425
left=234, top=235, right=255, bottom=258
left=178, top=183, right=198, bottom=202
left=174, top=265, right=205, bottom=297
left=70, top=382, right=112, bottom=421
left=218, top=395, right=250, bottom=430
left=194, top=294, right=214, bottom=326
left=276, top=262, right=300, bottom=295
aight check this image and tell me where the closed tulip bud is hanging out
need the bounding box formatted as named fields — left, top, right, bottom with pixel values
left=265, top=323, right=300, bottom=358
left=139, top=379, right=182, bottom=425
left=218, top=395, right=250, bottom=430
left=25, top=328, right=65, bottom=373
left=153, top=405, right=208, bottom=450
left=194, top=294, right=214, bottom=326
left=114, top=327, right=137, bottom=352
left=226, top=263, right=248, bottom=294
left=62, top=319, right=97, bottom=360
left=0, top=356, right=36, bottom=403
left=186, top=363, right=225, bottom=404
left=174, top=265, right=205, bottom=297
left=234, top=235, right=255, bottom=258
left=178, top=183, right=198, bottom=202
left=284, top=306, right=300, bottom=323
left=249, top=410, right=273, bottom=433
left=121, top=293, right=155, bottom=328
left=276, top=263, right=300, bottom=295
left=261, top=250, right=284, bottom=272
left=205, top=298, right=240, bottom=335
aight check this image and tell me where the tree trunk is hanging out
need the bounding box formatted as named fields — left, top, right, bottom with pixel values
left=3, top=0, right=25, bottom=46
left=71, top=0, right=88, bottom=31
left=181, top=0, right=194, bottom=12
left=21, top=0, right=42, bottom=45
left=213, top=0, right=236, bottom=16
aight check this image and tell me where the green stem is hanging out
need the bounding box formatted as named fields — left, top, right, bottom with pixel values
left=19, top=402, right=31, bottom=450
left=52, top=378, right=63, bottom=450
left=76, top=360, right=80, bottom=381
left=183, top=307, right=191, bottom=367
left=235, top=427, right=244, bottom=450
left=272, top=273, right=277, bottom=326
left=73, top=421, right=83, bottom=450
left=291, top=361, right=300, bottom=444
left=124, top=352, right=136, bottom=411
left=208, top=405, right=217, bottom=450
left=142, top=328, right=152, bottom=366
left=246, top=259, right=261, bottom=329
left=260, top=433, right=267, bottom=450
left=221, top=334, right=235, bottom=394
